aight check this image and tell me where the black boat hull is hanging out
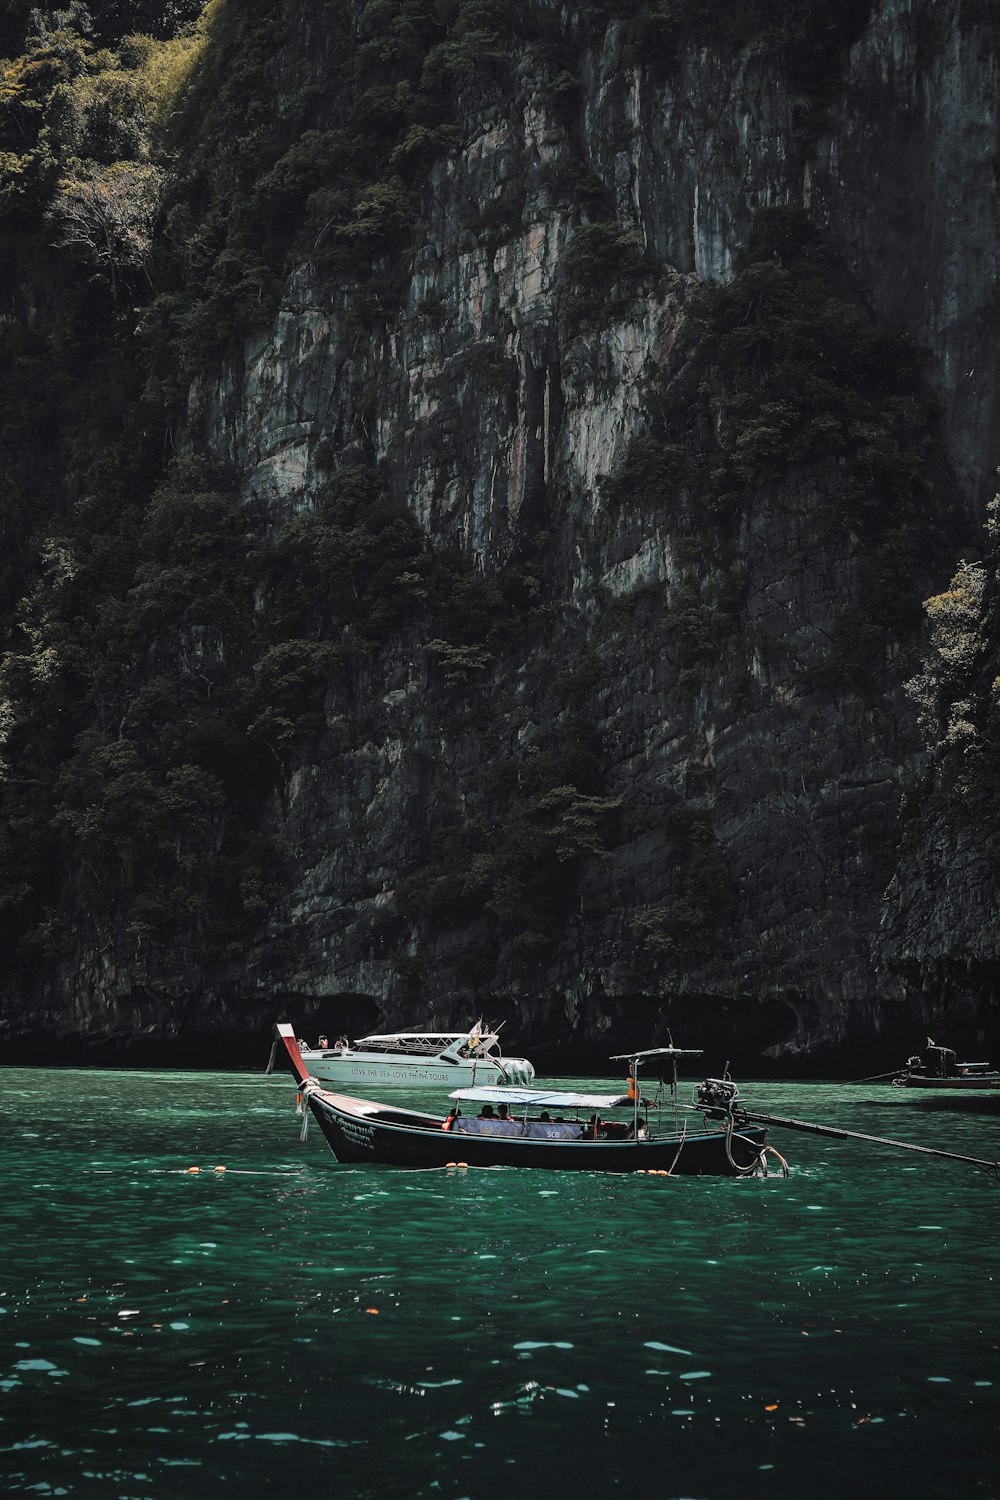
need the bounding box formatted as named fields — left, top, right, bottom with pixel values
left=306, top=1090, right=767, bottom=1175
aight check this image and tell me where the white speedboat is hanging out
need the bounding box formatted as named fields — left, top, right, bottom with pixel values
left=285, top=1021, right=535, bottom=1088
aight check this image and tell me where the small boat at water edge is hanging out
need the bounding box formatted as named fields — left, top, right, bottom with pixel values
left=270, top=1020, right=535, bottom=1089
left=272, top=1024, right=776, bottom=1175
left=893, top=1041, right=1000, bottom=1090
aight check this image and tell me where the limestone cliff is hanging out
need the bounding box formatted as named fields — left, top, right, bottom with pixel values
left=2, top=0, right=999, bottom=1068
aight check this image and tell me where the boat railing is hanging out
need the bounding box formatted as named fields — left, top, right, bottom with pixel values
left=354, top=1035, right=467, bottom=1056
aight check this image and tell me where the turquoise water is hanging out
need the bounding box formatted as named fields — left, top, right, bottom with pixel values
left=1, top=1068, right=998, bottom=1498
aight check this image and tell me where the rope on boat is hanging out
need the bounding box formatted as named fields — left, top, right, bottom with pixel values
left=294, top=1075, right=320, bottom=1104
left=664, top=1121, right=688, bottom=1175
left=294, top=1077, right=321, bottom=1143
left=722, top=1114, right=790, bottom=1178
left=723, top=1115, right=766, bottom=1176
left=762, top=1143, right=790, bottom=1177
left=839, top=1068, right=901, bottom=1084
left=723, top=1107, right=1000, bottom=1180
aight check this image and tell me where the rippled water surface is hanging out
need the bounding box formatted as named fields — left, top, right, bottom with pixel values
left=1, top=1067, right=998, bottom=1498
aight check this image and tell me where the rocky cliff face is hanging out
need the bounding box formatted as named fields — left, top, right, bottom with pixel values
left=6, top=0, right=1000, bottom=1068
left=813, top=0, right=1000, bottom=515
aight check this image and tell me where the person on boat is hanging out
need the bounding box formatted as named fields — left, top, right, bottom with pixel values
left=496, top=1103, right=511, bottom=1120
left=442, top=1106, right=461, bottom=1131
left=318, top=1035, right=329, bottom=1049
left=478, top=1103, right=495, bottom=1119
left=538, top=1112, right=551, bottom=1122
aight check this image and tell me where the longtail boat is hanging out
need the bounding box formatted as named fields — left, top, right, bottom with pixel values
left=271, top=1023, right=776, bottom=1176
left=893, top=1041, right=1000, bottom=1090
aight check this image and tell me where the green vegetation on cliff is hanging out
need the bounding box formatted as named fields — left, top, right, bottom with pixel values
left=905, top=492, right=1000, bottom=811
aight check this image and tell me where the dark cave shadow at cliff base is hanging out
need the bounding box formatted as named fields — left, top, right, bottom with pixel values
left=1, top=1042, right=274, bottom=1071
left=527, top=992, right=807, bottom=1079
left=1, top=1024, right=285, bottom=1071
left=1, top=993, right=386, bottom=1069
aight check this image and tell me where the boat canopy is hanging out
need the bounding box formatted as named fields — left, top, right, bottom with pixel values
left=449, top=1086, right=631, bottom=1109
left=608, top=1046, right=703, bottom=1060
left=352, top=1031, right=481, bottom=1055
left=355, top=1032, right=470, bottom=1044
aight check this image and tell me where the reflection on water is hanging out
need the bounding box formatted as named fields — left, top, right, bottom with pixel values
left=0, top=1069, right=997, bottom=1498
left=904, top=1094, right=1000, bottom=1116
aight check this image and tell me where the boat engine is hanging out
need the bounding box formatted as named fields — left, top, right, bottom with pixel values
left=695, top=1078, right=742, bottom=1114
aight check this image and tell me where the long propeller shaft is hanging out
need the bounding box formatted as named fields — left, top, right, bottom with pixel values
left=708, top=1107, right=1000, bottom=1177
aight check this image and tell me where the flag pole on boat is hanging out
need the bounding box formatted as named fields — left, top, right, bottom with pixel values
left=610, top=1043, right=704, bottom=1140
